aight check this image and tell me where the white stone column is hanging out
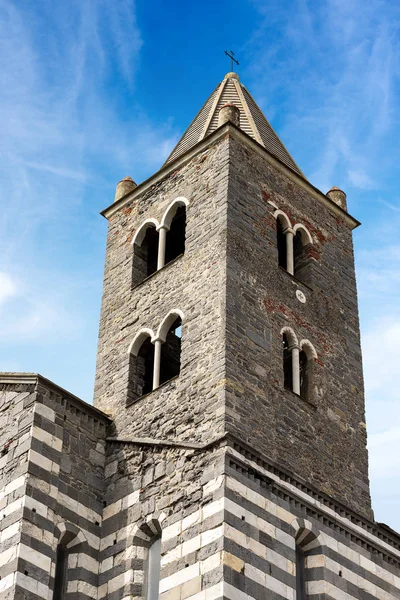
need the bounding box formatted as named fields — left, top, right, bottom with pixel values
left=153, top=339, right=162, bottom=390
left=291, top=345, right=300, bottom=395
left=157, top=226, right=169, bottom=270
left=284, top=227, right=295, bottom=275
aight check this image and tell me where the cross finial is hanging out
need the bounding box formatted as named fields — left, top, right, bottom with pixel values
left=224, top=50, right=239, bottom=72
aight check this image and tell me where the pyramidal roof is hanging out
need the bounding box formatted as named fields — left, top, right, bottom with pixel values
left=164, top=72, right=305, bottom=178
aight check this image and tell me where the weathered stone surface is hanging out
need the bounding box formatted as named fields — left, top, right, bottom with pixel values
left=225, top=133, right=371, bottom=518
left=94, top=128, right=370, bottom=519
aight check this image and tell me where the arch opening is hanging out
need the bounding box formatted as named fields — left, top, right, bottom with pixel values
left=128, top=335, right=155, bottom=403
left=132, top=225, right=159, bottom=287
left=299, top=341, right=317, bottom=404
left=299, top=350, right=309, bottom=400
left=283, top=333, right=293, bottom=390
left=53, top=544, right=68, bottom=600
left=165, top=205, right=186, bottom=266
left=293, top=227, right=313, bottom=285
left=277, top=217, right=287, bottom=270
left=53, top=529, right=80, bottom=600
left=295, top=542, right=307, bottom=600
left=160, top=317, right=182, bottom=386
left=294, top=527, right=322, bottom=600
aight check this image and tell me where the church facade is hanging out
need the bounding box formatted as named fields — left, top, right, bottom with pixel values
left=1, top=72, right=399, bottom=600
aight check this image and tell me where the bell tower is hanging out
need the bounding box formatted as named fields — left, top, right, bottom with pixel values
left=94, top=71, right=371, bottom=518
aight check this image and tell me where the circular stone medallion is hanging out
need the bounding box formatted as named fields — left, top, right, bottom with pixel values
left=296, top=289, right=306, bottom=303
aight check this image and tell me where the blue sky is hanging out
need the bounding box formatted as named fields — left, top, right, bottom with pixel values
left=1, top=0, right=399, bottom=530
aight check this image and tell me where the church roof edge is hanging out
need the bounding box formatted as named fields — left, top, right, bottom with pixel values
left=0, top=372, right=112, bottom=421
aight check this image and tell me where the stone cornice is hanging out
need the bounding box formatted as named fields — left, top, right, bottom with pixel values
left=101, top=122, right=360, bottom=230
left=0, top=372, right=111, bottom=422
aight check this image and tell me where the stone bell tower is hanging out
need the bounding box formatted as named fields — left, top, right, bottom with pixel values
left=94, top=71, right=371, bottom=516
left=91, top=72, right=400, bottom=600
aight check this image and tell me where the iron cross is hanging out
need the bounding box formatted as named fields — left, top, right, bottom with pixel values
left=224, top=50, right=239, bottom=71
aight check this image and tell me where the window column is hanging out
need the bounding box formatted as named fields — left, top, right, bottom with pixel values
left=157, top=225, right=169, bottom=270
left=291, top=343, right=301, bottom=395
left=283, top=226, right=295, bottom=275
left=152, top=338, right=162, bottom=389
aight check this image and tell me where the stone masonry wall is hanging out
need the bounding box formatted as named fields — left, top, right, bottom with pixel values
left=98, top=440, right=226, bottom=600
left=94, top=137, right=230, bottom=443
left=0, top=376, right=109, bottom=600
left=225, top=133, right=371, bottom=518
left=98, top=436, right=400, bottom=600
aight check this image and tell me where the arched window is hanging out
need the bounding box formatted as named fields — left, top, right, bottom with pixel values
left=275, top=212, right=291, bottom=271
left=52, top=525, right=85, bottom=600
left=282, top=334, right=293, bottom=390
left=160, top=316, right=182, bottom=385
left=299, top=350, right=308, bottom=400
left=293, top=225, right=313, bottom=285
left=146, top=536, right=162, bottom=600
left=299, top=340, right=317, bottom=404
left=296, top=542, right=306, bottom=599
left=165, top=205, right=186, bottom=266
left=294, top=526, right=323, bottom=600
left=53, top=543, right=68, bottom=600
left=132, top=221, right=159, bottom=287
left=281, top=327, right=299, bottom=394
left=128, top=330, right=155, bottom=404
left=132, top=520, right=163, bottom=600
left=127, top=313, right=184, bottom=404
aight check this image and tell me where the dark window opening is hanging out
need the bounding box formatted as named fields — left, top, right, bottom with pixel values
left=53, top=544, right=68, bottom=600
left=165, top=207, right=186, bottom=266
left=294, top=231, right=313, bottom=285
left=299, top=350, right=309, bottom=400
left=160, top=318, right=182, bottom=386
left=277, top=219, right=287, bottom=270
left=296, top=544, right=307, bottom=600
left=128, top=338, right=155, bottom=403
left=283, top=334, right=293, bottom=390
left=132, top=226, right=159, bottom=287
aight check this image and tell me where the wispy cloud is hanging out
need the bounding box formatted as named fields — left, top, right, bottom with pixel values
left=247, top=0, right=400, bottom=194
left=0, top=272, right=17, bottom=305
left=0, top=0, right=178, bottom=400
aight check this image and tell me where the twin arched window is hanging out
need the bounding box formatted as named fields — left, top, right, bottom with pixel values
left=282, top=327, right=317, bottom=402
left=275, top=210, right=313, bottom=284
left=127, top=311, right=183, bottom=404
left=132, top=198, right=188, bottom=287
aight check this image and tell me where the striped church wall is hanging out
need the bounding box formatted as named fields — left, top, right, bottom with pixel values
left=0, top=376, right=109, bottom=600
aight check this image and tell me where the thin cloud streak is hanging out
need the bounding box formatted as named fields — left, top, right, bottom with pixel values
left=0, top=0, right=178, bottom=401
left=247, top=0, right=400, bottom=194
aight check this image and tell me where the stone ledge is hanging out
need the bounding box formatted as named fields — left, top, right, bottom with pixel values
left=0, top=373, right=112, bottom=424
